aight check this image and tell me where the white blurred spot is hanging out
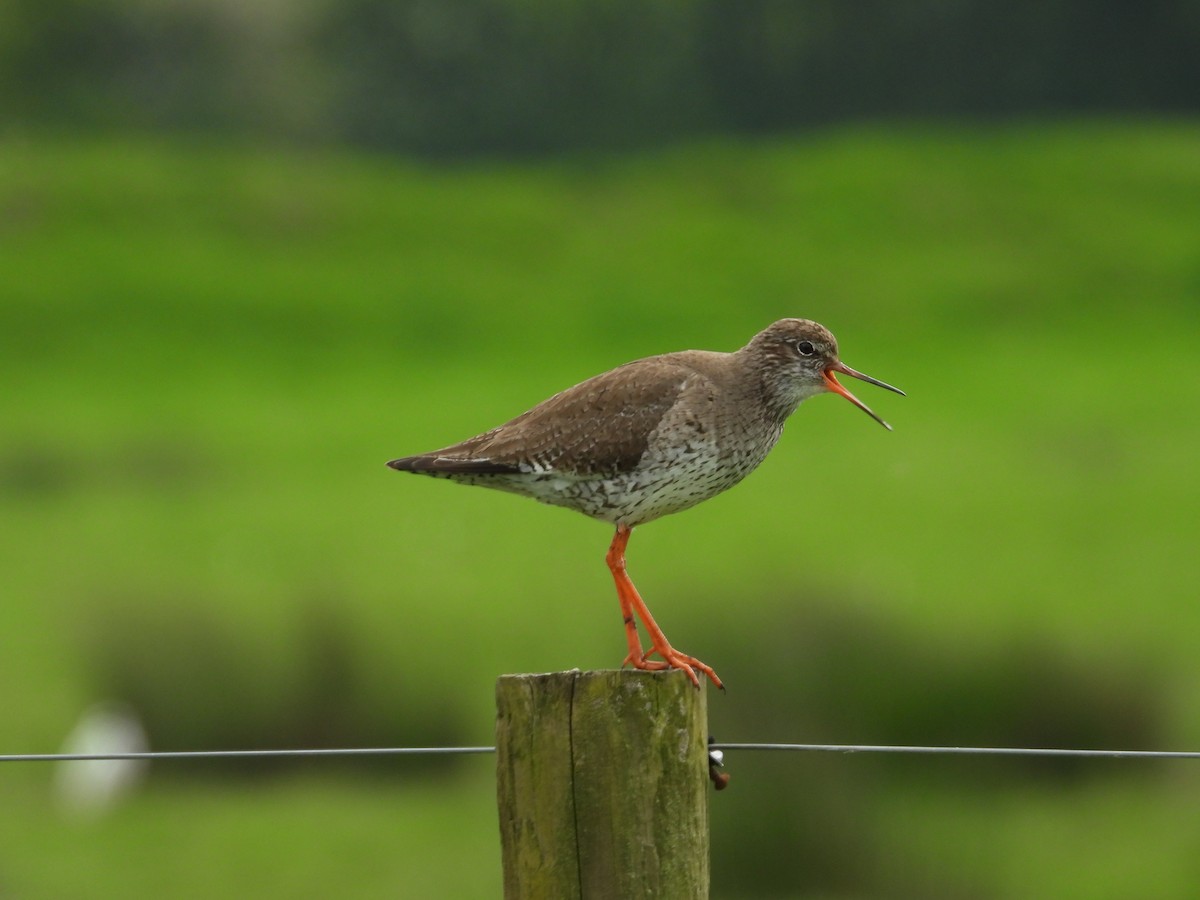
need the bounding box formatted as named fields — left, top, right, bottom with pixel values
left=54, top=703, right=148, bottom=820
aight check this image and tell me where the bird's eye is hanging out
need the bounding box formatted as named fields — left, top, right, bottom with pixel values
left=795, top=340, right=816, bottom=357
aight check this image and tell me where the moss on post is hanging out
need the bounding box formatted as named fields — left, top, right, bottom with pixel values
left=496, top=669, right=709, bottom=900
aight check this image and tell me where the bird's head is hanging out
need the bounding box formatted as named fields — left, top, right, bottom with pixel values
left=747, top=318, right=905, bottom=428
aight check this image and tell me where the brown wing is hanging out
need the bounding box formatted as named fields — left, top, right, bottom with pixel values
left=389, top=358, right=699, bottom=477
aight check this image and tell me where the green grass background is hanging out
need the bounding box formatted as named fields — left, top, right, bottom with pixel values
left=2, top=120, right=1199, bottom=897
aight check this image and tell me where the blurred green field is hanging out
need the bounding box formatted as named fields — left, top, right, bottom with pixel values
left=2, top=120, right=1199, bottom=897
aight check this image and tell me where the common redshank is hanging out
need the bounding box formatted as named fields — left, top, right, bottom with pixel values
left=387, top=319, right=903, bottom=689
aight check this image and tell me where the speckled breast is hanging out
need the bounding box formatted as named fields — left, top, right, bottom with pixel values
left=509, top=418, right=782, bottom=527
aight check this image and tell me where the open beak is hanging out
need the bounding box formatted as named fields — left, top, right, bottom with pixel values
left=823, top=360, right=905, bottom=431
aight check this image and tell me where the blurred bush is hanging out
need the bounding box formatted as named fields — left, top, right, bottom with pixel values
left=82, top=595, right=472, bottom=777
left=3, top=0, right=1199, bottom=156
left=704, top=595, right=1168, bottom=897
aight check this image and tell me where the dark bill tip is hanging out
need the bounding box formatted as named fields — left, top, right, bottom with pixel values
left=832, top=361, right=905, bottom=397
left=822, top=362, right=902, bottom=430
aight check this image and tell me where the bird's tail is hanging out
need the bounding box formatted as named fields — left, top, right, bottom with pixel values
left=386, top=455, right=519, bottom=475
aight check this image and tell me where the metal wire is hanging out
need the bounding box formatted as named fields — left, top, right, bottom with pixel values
left=4, top=743, right=1200, bottom=763
left=708, top=742, right=1200, bottom=760
left=0, top=747, right=494, bottom=763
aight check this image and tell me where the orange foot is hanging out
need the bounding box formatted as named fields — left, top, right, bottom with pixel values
left=622, top=649, right=668, bottom=672
left=641, top=644, right=723, bottom=691
left=619, top=635, right=723, bottom=690
left=620, top=645, right=723, bottom=691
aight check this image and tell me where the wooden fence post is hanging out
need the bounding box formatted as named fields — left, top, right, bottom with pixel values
left=495, top=669, right=709, bottom=900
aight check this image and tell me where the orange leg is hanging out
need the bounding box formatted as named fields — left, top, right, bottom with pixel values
left=605, top=525, right=724, bottom=690
left=606, top=528, right=668, bottom=673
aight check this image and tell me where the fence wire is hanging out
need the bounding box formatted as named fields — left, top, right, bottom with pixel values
left=5, top=743, right=1200, bottom=763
